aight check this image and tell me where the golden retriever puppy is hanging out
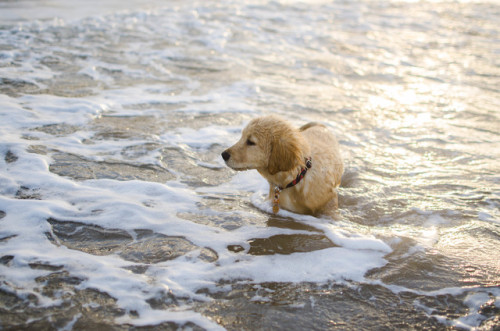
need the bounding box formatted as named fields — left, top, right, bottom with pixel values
left=221, top=115, right=343, bottom=217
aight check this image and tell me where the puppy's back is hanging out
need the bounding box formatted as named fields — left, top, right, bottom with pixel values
left=301, top=124, right=343, bottom=187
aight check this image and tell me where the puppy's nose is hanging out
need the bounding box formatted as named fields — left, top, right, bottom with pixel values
left=221, top=151, right=230, bottom=161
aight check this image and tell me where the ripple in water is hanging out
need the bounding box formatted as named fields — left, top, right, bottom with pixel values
left=0, top=0, right=499, bottom=330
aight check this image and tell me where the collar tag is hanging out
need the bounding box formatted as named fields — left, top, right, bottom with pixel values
left=273, top=186, right=281, bottom=213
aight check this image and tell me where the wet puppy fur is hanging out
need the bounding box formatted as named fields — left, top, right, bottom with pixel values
left=222, top=115, right=343, bottom=217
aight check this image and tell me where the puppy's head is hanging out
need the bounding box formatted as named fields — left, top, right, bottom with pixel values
left=221, top=116, right=304, bottom=175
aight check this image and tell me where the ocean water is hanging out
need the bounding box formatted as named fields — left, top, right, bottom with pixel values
left=0, top=0, right=499, bottom=329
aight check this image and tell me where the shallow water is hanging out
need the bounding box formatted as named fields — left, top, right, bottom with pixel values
left=1, top=0, right=499, bottom=329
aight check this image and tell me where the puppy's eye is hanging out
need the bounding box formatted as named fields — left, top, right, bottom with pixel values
left=246, top=139, right=256, bottom=146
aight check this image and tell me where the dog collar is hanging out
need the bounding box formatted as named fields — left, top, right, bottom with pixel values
left=272, top=157, right=312, bottom=213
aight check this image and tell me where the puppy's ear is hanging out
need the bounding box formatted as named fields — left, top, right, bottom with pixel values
left=268, top=132, right=302, bottom=175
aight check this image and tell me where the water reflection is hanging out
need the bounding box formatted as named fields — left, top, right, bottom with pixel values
left=0, top=0, right=499, bottom=329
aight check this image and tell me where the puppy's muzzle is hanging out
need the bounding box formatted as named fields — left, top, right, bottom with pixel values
left=221, top=150, right=231, bottom=162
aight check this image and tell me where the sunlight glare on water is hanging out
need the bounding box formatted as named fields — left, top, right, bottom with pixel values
left=0, top=0, right=499, bottom=330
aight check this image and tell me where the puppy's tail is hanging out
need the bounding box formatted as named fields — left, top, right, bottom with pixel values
left=299, top=122, right=326, bottom=132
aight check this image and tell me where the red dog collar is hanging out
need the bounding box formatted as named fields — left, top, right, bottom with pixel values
left=272, top=157, right=312, bottom=213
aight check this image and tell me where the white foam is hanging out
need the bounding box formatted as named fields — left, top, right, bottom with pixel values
left=0, top=132, right=392, bottom=327
left=160, top=126, right=240, bottom=151
left=198, top=169, right=267, bottom=195
left=2, top=1, right=497, bottom=329
left=0, top=94, right=110, bottom=130
left=419, top=287, right=500, bottom=330
left=0, top=44, right=477, bottom=331
left=219, top=247, right=386, bottom=283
